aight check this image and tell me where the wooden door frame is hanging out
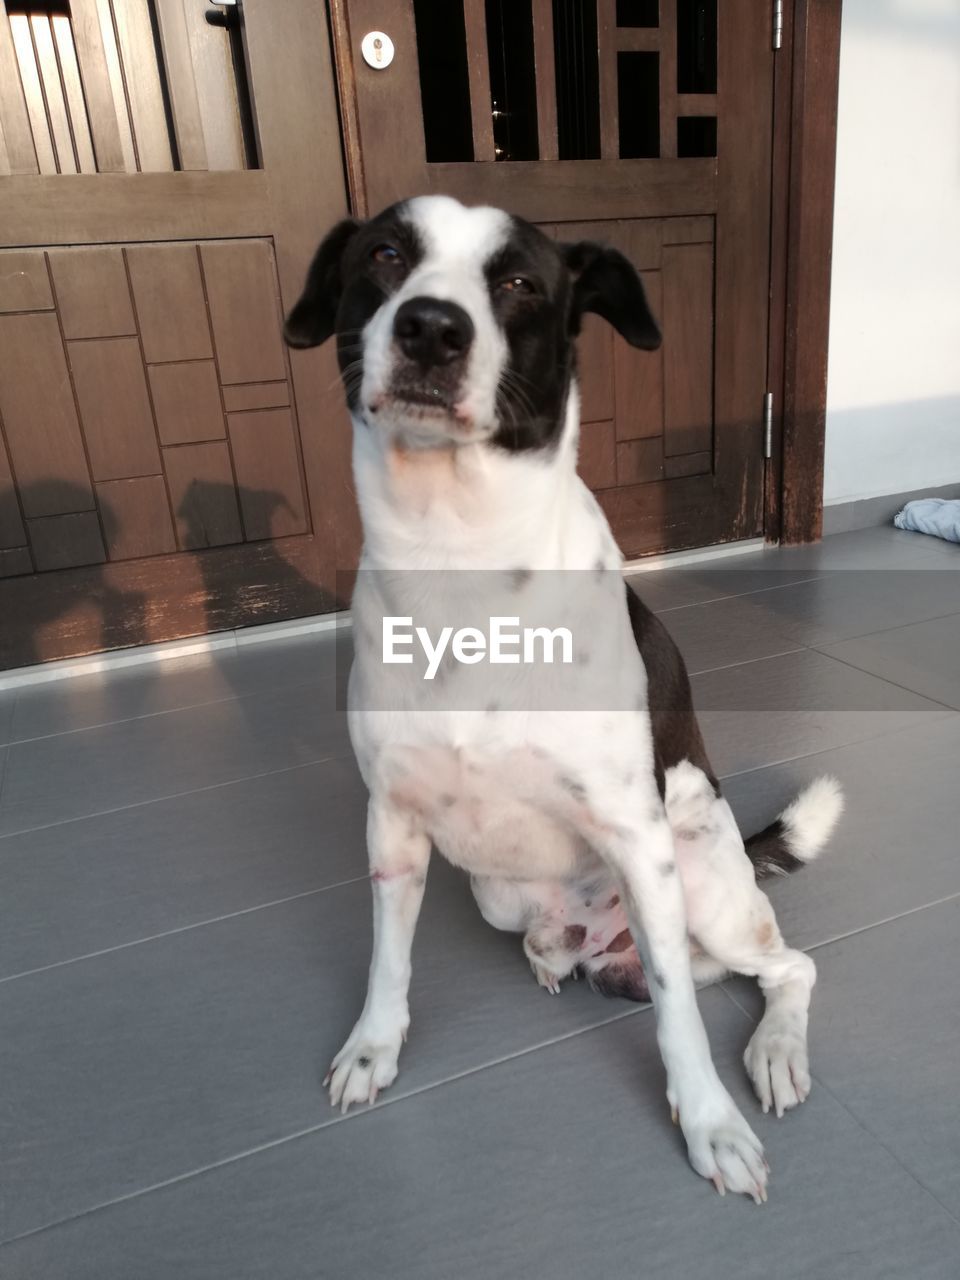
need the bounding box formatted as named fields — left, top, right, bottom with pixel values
left=766, top=0, right=844, bottom=544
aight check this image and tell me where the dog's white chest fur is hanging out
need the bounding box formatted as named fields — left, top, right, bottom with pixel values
left=371, top=740, right=598, bottom=880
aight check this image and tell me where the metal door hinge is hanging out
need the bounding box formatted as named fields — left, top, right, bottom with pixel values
left=763, top=392, right=774, bottom=459
left=773, top=0, right=784, bottom=50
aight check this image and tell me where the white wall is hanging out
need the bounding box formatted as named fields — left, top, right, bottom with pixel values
left=824, top=0, right=960, bottom=504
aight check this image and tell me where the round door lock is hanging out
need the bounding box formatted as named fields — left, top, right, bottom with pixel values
left=361, top=31, right=394, bottom=70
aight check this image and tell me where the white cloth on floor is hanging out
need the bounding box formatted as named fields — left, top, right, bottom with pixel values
left=894, top=498, right=960, bottom=544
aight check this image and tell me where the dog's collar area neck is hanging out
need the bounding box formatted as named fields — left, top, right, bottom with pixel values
left=387, top=440, right=457, bottom=465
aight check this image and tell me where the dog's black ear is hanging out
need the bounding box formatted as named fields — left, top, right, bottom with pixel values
left=284, top=219, right=360, bottom=349
left=563, top=241, right=662, bottom=351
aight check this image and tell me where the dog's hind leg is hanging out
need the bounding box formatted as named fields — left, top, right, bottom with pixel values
left=472, top=874, right=642, bottom=995
left=665, top=761, right=839, bottom=1118
left=522, top=919, right=588, bottom=994
left=472, top=874, right=597, bottom=994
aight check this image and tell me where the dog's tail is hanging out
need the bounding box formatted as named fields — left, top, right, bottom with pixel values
left=744, top=775, right=844, bottom=880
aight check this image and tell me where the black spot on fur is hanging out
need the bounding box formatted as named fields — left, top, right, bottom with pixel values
left=607, top=893, right=620, bottom=909
left=556, top=773, right=587, bottom=802
left=605, top=928, right=634, bottom=954
left=593, top=558, right=605, bottom=582
left=562, top=924, right=587, bottom=950
left=357, top=1055, right=371, bottom=1068
left=588, top=960, right=650, bottom=1003
left=659, top=860, right=676, bottom=877
left=652, top=969, right=667, bottom=990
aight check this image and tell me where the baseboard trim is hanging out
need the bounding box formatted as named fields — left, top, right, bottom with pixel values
left=623, top=538, right=765, bottom=572
left=0, top=612, right=350, bottom=692
left=1, top=537, right=776, bottom=691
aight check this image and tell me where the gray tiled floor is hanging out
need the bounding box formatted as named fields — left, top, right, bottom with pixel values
left=1, top=527, right=959, bottom=1277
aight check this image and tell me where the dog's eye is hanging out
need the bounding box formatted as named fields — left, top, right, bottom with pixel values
left=499, top=276, right=535, bottom=294
left=372, top=244, right=404, bottom=266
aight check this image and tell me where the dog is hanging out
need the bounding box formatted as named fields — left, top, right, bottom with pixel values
left=284, top=195, right=843, bottom=1202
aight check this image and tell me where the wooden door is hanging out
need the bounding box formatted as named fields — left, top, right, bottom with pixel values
left=0, top=0, right=355, bottom=669
left=331, top=0, right=773, bottom=558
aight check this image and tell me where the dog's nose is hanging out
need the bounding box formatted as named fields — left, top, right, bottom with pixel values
left=393, top=297, right=475, bottom=367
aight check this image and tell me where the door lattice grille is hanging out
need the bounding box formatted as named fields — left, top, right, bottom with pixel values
left=411, top=0, right=718, bottom=164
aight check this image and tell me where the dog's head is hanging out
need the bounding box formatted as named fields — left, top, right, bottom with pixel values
left=284, top=195, right=660, bottom=451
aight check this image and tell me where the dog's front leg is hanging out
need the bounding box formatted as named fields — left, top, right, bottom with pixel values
left=326, top=798, right=430, bottom=1112
left=604, top=805, right=768, bottom=1202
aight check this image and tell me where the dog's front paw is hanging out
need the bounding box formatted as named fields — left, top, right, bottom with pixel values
left=678, top=1093, right=768, bottom=1203
left=324, top=1024, right=404, bottom=1114
left=744, top=1017, right=811, bottom=1118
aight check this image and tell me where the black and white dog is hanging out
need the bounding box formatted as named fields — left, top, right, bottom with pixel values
left=285, top=196, right=843, bottom=1202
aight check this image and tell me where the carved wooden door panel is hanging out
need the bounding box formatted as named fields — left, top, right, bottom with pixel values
left=0, top=0, right=353, bottom=668
left=332, top=0, right=773, bottom=558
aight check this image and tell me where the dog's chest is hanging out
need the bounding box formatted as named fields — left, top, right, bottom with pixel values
left=347, top=443, right=647, bottom=880
left=369, top=734, right=601, bottom=879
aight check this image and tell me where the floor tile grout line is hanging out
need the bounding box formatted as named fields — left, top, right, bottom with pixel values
left=693, top=640, right=953, bottom=693
left=5, top=880, right=958, bottom=995
left=686, top=644, right=809, bottom=679
left=715, top=896, right=960, bottom=1028
left=801, top=891, right=960, bottom=954
left=809, top=603, right=960, bottom=649
left=4, top=897, right=960, bottom=1244
left=0, top=875, right=372, bottom=985
left=805, top=1073, right=960, bottom=1230
left=8, top=893, right=960, bottom=1242
left=0, top=752, right=353, bottom=844
left=717, top=706, right=959, bottom=784
left=806, top=643, right=960, bottom=712
left=716, top=982, right=756, bottom=1023
left=717, top=895, right=960, bottom=990
left=0, top=1004, right=652, bottom=1249
left=6, top=677, right=953, bottom=847
left=5, top=670, right=340, bottom=749
left=3, top=719, right=958, bottom=973
left=715, top=980, right=960, bottom=1234
left=650, top=574, right=827, bottom=614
